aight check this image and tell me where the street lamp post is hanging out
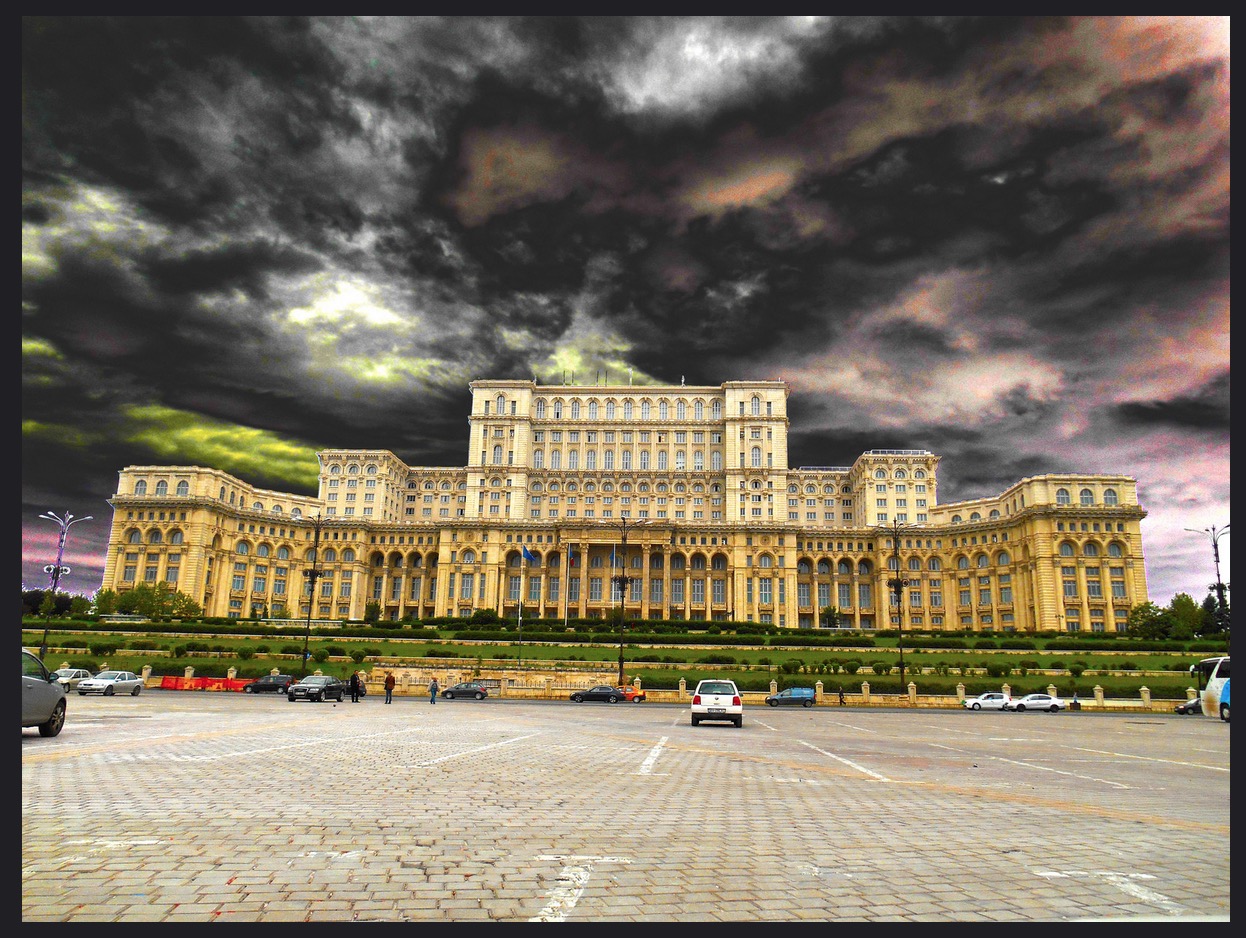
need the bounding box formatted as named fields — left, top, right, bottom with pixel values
left=609, top=517, right=651, bottom=686
left=37, top=511, right=92, bottom=660
left=1185, top=523, right=1230, bottom=635
left=881, top=518, right=908, bottom=694
left=300, top=515, right=325, bottom=678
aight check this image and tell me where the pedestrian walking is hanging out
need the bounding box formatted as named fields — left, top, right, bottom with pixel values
left=429, top=677, right=439, bottom=705
left=838, top=686, right=846, bottom=706
left=384, top=671, right=396, bottom=705
left=349, top=670, right=361, bottom=703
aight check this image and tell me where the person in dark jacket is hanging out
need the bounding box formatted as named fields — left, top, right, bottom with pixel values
left=349, top=671, right=361, bottom=703
left=429, top=677, right=439, bottom=705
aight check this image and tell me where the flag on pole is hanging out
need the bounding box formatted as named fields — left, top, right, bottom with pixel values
left=568, top=549, right=576, bottom=567
left=522, top=545, right=537, bottom=564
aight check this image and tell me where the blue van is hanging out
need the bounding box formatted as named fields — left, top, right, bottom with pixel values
left=765, top=687, right=816, bottom=707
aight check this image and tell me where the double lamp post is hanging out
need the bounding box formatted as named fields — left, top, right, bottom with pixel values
left=300, top=514, right=325, bottom=678
left=37, top=510, right=92, bottom=660
left=609, top=516, right=651, bottom=685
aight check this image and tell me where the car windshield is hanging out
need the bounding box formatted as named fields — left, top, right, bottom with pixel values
left=95, top=672, right=121, bottom=680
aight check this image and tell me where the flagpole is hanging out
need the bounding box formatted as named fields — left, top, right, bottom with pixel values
left=564, top=543, right=573, bottom=630
left=518, top=551, right=524, bottom=669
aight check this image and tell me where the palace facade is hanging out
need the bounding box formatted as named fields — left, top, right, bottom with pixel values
left=101, top=379, right=1148, bottom=632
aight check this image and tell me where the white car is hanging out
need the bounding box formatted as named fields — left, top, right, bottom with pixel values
left=53, top=668, right=93, bottom=692
left=963, top=692, right=1010, bottom=711
left=77, top=670, right=144, bottom=696
left=1004, top=693, right=1065, bottom=713
left=691, top=679, right=743, bottom=727
left=23, top=650, right=68, bottom=737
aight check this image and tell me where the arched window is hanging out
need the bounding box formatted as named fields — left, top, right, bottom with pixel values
left=798, top=560, right=811, bottom=574
left=571, top=401, right=580, bottom=418
left=588, top=401, right=598, bottom=419
left=650, top=554, right=664, bottom=570
left=751, top=396, right=760, bottom=416
left=712, top=400, right=722, bottom=419
left=751, top=447, right=762, bottom=468
left=323, top=549, right=337, bottom=563
left=342, top=549, right=355, bottom=562
left=535, top=400, right=547, bottom=418
left=220, top=486, right=227, bottom=499
left=695, top=400, right=704, bottom=419
left=671, top=555, right=686, bottom=571
left=1059, top=542, right=1076, bottom=557
left=818, top=560, right=831, bottom=575
left=675, top=450, right=686, bottom=470
left=640, top=451, right=650, bottom=470
left=1056, top=488, right=1071, bottom=505
left=677, top=400, right=687, bottom=420
left=1104, top=488, right=1119, bottom=506
left=461, top=549, right=476, bottom=564
left=496, top=394, right=506, bottom=413
left=554, top=401, right=563, bottom=419
left=277, top=546, right=290, bottom=560
left=492, top=445, right=503, bottom=465
left=970, top=512, right=981, bottom=521
left=623, top=401, right=632, bottom=420
left=606, top=401, right=616, bottom=419
left=976, top=553, right=989, bottom=568
left=908, top=557, right=921, bottom=571
left=1080, top=488, right=1094, bottom=506
left=533, top=450, right=544, bottom=469
left=659, top=400, right=669, bottom=420
left=257, top=544, right=270, bottom=558
left=367, top=464, right=378, bottom=475
left=170, top=530, right=184, bottom=545
left=914, top=469, right=926, bottom=479
left=951, top=515, right=963, bottom=523
left=128, top=530, right=142, bottom=544
left=657, top=451, right=668, bottom=470
left=837, top=560, right=852, bottom=575
left=957, top=556, right=970, bottom=569
left=1083, top=543, right=1100, bottom=557
left=694, top=451, right=704, bottom=470
left=291, top=508, right=302, bottom=520
left=148, top=530, right=162, bottom=544
left=253, top=501, right=263, bottom=511
left=759, top=555, right=773, bottom=568
left=928, top=557, right=941, bottom=571
left=1108, top=542, right=1124, bottom=558
left=996, top=551, right=1010, bottom=566
left=894, top=469, right=907, bottom=479
left=155, top=480, right=168, bottom=496
left=134, top=480, right=148, bottom=495
left=236, top=542, right=250, bottom=555
left=550, top=450, right=561, bottom=470
left=329, top=465, right=341, bottom=475
left=857, top=560, right=872, bottom=576
left=989, top=509, right=1000, bottom=519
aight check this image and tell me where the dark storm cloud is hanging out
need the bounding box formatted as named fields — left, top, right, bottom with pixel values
left=21, top=17, right=1229, bottom=603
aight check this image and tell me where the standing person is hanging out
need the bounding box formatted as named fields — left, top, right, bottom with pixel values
left=429, top=676, right=439, bottom=705
left=838, top=686, right=846, bottom=706
left=384, top=671, right=396, bottom=705
left=349, top=670, right=361, bottom=703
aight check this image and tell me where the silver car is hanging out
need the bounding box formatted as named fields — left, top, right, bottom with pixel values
left=54, top=667, right=93, bottom=692
left=23, top=650, right=67, bottom=737
left=963, top=692, right=1010, bottom=711
left=77, top=670, right=144, bottom=696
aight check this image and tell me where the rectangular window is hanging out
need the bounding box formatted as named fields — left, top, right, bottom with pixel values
left=838, top=583, right=851, bottom=608
left=589, top=577, right=603, bottom=601
left=712, top=579, right=725, bottom=604
left=548, top=577, right=559, bottom=603
left=691, top=579, right=705, bottom=604
left=461, top=573, right=474, bottom=599
left=528, top=577, right=540, bottom=603
left=797, top=583, right=810, bottom=607
left=671, top=579, right=684, bottom=604
left=569, top=577, right=580, bottom=602
left=858, top=583, right=872, bottom=609
left=816, top=583, right=829, bottom=609
left=508, top=575, right=521, bottom=601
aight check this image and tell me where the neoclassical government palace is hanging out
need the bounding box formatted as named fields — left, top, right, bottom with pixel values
left=102, top=379, right=1148, bottom=632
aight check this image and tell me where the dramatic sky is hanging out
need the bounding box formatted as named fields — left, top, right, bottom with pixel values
left=22, top=16, right=1229, bottom=607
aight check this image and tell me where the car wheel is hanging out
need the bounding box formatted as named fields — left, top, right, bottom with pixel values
left=971, top=702, right=982, bottom=710
left=608, top=695, right=619, bottom=703
left=474, top=692, right=484, bottom=700
left=1016, top=704, right=1025, bottom=712
left=633, top=697, right=643, bottom=703
left=572, top=694, right=583, bottom=702
left=38, top=699, right=67, bottom=738
left=691, top=715, right=700, bottom=725
left=288, top=695, right=296, bottom=702
left=244, top=686, right=253, bottom=693
left=1049, top=705, right=1059, bottom=713
left=803, top=699, right=813, bottom=708
left=768, top=699, right=778, bottom=707
left=131, top=685, right=142, bottom=696
left=104, top=686, right=115, bottom=696
left=78, top=691, right=87, bottom=696
left=734, top=717, right=743, bottom=728
left=1221, top=704, right=1230, bottom=723
left=443, top=692, right=454, bottom=700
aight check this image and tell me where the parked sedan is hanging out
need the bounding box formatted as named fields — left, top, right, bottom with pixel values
left=441, top=681, right=489, bottom=700
left=1004, top=693, right=1065, bottom=712
left=287, top=675, right=345, bottom=702
left=963, top=692, right=1011, bottom=711
left=765, top=687, right=816, bottom=707
left=242, top=674, right=294, bottom=694
left=617, top=685, right=646, bottom=702
left=23, top=650, right=67, bottom=737
left=1175, top=696, right=1204, bottom=715
left=570, top=685, right=624, bottom=703
left=77, top=670, right=144, bottom=696
left=53, top=668, right=93, bottom=692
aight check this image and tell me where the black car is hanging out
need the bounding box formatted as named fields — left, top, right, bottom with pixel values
left=287, top=675, right=346, bottom=702
left=242, top=674, right=294, bottom=694
left=441, top=681, right=489, bottom=700
left=570, top=685, right=624, bottom=703
left=1175, top=696, right=1204, bottom=715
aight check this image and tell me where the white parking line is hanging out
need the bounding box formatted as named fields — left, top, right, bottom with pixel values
left=929, top=743, right=1132, bottom=789
left=798, top=740, right=892, bottom=782
left=637, top=736, right=668, bottom=775
left=1075, top=747, right=1230, bottom=773
left=406, top=733, right=538, bottom=767
left=531, top=855, right=631, bottom=921
left=1036, top=870, right=1186, bottom=916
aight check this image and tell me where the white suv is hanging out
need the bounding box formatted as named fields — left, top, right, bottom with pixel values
left=691, top=679, right=743, bottom=727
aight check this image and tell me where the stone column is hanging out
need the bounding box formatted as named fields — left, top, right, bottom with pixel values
left=1094, top=685, right=1104, bottom=706
left=861, top=681, right=870, bottom=704
left=1047, top=683, right=1058, bottom=697
left=141, top=665, right=152, bottom=684
left=1140, top=686, right=1151, bottom=708
left=227, top=667, right=237, bottom=680
left=815, top=680, right=823, bottom=703
left=956, top=682, right=966, bottom=702
left=907, top=682, right=917, bottom=705
left=184, top=666, right=195, bottom=679
left=770, top=678, right=778, bottom=694
left=679, top=677, right=687, bottom=699
left=1002, top=683, right=1011, bottom=698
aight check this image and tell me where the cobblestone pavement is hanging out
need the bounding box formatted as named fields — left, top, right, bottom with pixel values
left=22, top=692, right=1230, bottom=923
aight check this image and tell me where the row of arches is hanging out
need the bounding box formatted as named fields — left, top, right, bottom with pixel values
left=529, top=397, right=725, bottom=421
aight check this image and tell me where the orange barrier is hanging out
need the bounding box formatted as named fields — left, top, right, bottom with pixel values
left=157, top=676, right=251, bottom=692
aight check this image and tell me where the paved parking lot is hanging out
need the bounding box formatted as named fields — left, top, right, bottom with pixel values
left=22, top=691, right=1230, bottom=922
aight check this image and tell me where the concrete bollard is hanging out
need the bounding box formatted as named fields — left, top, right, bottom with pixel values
left=1140, top=686, right=1151, bottom=708
left=141, top=665, right=152, bottom=684
left=861, top=681, right=870, bottom=704
left=184, top=666, right=194, bottom=680
left=1047, top=684, right=1058, bottom=697
left=956, top=683, right=966, bottom=702
left=908, top=682, right=917, bottom=705
left=815, top=680, right=823, bottom=703
left=227, top=667, right=237, bottom=680
left=1094, top=685, right=1104, bottom=706
left=679, top=677, right=687, bottom=699
left=770, top=678, right=779, bottom=695
left=1003, top=683, right=1011, bottom=698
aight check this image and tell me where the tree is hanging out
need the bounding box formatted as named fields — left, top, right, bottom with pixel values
left=69, top=596, right=91, bottom=616
left=364, top=601, right=381, bottom=624
left=1125, top=601, right=1177, bottom=640
left=1168, top=593, right=1203, bottom=640
left=92, top=589, right=119, bottom=615
left=820, top=606, right=842, bottom=628
left=38, top=593, right=56, bottom=618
